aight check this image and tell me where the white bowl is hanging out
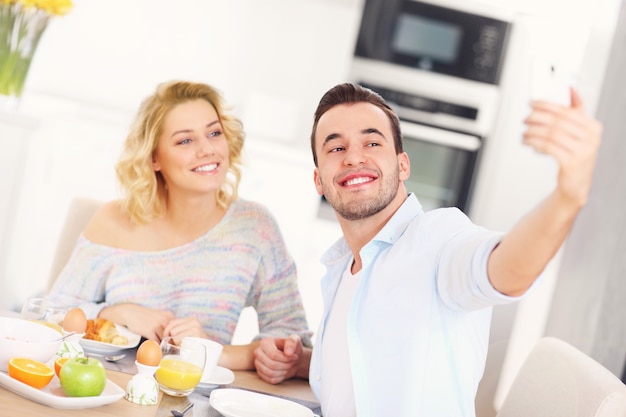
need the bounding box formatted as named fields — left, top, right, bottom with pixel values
left=0, top=316, right=62, bottom=372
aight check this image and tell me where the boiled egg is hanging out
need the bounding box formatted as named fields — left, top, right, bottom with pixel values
left=62, top=308, right=87, bottom=333
left=136, top=340, right=162, bottom=366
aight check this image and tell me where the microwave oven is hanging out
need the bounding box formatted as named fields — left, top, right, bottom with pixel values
left=354, top=0, right=513, bottom=85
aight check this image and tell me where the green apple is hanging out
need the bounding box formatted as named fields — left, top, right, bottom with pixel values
left=59, top=357, right=107, bottom=397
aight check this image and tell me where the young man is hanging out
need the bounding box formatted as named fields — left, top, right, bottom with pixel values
left=254, top=83, right=602, bottom=417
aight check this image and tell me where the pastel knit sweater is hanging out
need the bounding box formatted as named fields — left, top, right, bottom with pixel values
left=48, top=199, right=312, bottom=346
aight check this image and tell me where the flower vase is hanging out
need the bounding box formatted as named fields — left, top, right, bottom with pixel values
left=0, top=3, right=50, bottom=104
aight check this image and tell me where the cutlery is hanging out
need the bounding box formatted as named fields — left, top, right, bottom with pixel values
left=171, top=402, right=194, bottom=417
left=88, top=352, right=127, bottom=362
left=54, top=331, right=77, bottom=342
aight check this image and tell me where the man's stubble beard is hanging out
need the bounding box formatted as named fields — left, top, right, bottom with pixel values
left=322, top=164, right=400, bottom=221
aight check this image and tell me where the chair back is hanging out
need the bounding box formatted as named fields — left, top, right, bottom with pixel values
left=496, top=337, right=626, bottom=417
left=47, top=198, right=102, bottom=291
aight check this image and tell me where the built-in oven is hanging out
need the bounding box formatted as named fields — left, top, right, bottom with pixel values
left=347, top=0, right=514, bottom=214
left=399, top=121, right=479, bottom=212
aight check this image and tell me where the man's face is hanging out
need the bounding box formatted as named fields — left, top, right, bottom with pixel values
left=313, top=102, right=410, bottom=221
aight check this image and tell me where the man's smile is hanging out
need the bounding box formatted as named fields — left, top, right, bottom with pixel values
left=339, top=171, right=377, bottom=188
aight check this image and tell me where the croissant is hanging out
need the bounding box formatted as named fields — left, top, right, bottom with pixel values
left=84, top=318, right=128, bottom=345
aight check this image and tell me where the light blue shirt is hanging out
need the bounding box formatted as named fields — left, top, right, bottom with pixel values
left=310, top=194, right=529, bottom=417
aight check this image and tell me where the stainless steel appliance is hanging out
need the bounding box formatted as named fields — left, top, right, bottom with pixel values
left=349, top=0, right=514, bottom=213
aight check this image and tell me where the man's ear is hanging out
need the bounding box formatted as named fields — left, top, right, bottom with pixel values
left=313, top=168, right=324, bottom=196
left=398, top=152, right=410, bottom=181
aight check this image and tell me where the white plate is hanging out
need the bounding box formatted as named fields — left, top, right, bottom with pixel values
left=79, top=325, right=141, bottom=354
left=198, top=366, right=235, bottom=388
left=210, top=388, right=314, bottom=417
left=0, top=370, right=124, bottom=409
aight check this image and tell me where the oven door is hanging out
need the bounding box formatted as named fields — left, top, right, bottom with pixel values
left=401, top=121, right=481, bottom=212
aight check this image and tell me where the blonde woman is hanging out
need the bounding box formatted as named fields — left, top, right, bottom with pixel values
left=48, top=80, right=311, bottom=372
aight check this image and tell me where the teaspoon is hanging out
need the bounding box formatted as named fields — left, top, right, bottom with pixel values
left=54, top=331, right=76, bottom=342
left=171, top=402, right=194, bottom=417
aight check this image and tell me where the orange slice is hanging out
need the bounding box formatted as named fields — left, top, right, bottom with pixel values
left=54, top=357, right=70, bottom=378
left=8, top=357, right=54, bottom=389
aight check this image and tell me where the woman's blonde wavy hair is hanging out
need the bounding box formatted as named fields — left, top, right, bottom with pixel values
left=115, top=80, right=245, bottom=224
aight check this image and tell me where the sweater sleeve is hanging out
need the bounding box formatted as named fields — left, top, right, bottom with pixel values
left=46, top=235, right=113, bottom=319
left=246, top=206, right=313, bottom=347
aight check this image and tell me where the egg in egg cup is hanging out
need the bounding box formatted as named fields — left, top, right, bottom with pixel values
left=56, top=307, right=87, bottom=358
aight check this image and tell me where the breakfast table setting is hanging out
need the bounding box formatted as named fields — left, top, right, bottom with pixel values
left=0, top=299, right=321, bottom=417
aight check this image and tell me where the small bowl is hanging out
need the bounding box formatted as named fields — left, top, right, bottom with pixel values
left=0, top=317, right=62, bottom=372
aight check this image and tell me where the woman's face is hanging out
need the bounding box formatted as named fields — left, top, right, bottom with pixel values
left=152, top=99, right=230, bottom=199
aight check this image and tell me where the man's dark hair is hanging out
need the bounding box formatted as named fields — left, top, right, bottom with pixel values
left=309, top=83, right=403, bottom=167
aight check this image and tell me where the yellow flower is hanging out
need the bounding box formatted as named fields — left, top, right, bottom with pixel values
left=4, top=0, right=73, bottom=16
left=0, top=0, right=72, bottom=97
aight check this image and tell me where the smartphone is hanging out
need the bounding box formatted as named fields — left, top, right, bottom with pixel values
left=530, top=57, right=571, bottom=106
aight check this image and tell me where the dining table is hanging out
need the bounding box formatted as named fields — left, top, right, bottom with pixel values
left=2, top=368, right=319, bottom=416
left=0, top=309, right=320, bottom=417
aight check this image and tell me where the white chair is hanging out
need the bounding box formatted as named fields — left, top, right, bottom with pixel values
left=47, top=198, right=102, bottom=291
left=496, top=337, right=626, bottom=417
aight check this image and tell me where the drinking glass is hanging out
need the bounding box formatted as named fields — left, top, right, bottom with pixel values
left=155, top=337, right=206, bottom=396
left=184, top=336, right=223, bottom=382
left=20, top=297, right=67, bottom=329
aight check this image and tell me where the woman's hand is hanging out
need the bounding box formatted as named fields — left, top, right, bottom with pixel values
left=98, top=303, right=175, bottom=342
left=162, top=317, right=208, bottom=345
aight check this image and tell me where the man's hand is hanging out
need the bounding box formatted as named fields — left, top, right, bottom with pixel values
left=523, top=87, right=602, bottom=207
left=253, top=335, right=310, bottom=384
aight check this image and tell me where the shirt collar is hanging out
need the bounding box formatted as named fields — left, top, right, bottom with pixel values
left=320, top=193, right=423, bottom=265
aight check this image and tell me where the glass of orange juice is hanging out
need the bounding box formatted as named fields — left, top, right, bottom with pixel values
left=155, top=337, right=205, bottom=396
